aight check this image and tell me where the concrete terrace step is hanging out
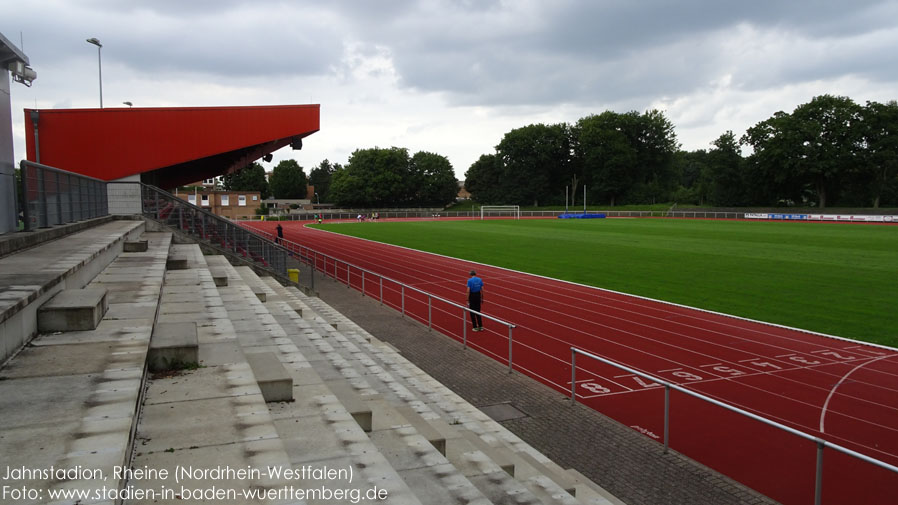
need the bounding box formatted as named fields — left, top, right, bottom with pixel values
left=127, top=245, right=294, bottom=503
left=255, top=276, right=576, bottom=505
left=207, top=256, right=429, bottom=504
left=0, top=231, right=170, bottom=503
left=0, top=219, right=145, bottom=363
left=263, top=275, right=619, bottom=505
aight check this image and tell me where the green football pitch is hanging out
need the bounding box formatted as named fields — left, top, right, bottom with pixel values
left=317, top=218, right=898, bottom=348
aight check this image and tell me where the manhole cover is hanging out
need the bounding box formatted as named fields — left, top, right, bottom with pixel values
left=479, top=402, right=528, bottom=422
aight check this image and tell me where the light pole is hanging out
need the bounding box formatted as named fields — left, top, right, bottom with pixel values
left=314, top=192, right=319, bottom=205
left=86, top=37, right=102, bottom=108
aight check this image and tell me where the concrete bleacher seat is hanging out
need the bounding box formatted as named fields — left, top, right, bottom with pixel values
left=148, top=321, right=199, bottom=371
left=208, top=266, right=228, bottom=286
left=37, top=287, right=108, bottom=332
left=0, top=219, right=145, bottom=363
left=246, top=351, right=293, bottom=402
left=123, top=239, right=148, bottom=252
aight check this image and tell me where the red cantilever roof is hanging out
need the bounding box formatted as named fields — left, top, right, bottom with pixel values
left=24, top=104, right=319, bottom=189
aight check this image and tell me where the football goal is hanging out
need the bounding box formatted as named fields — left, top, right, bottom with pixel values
left=480, top=205, right=521, bottom=220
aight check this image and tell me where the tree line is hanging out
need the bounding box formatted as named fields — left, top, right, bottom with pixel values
left=223, top=148, right=458, bottom=208
left=222, top=94, right=898, bottom=209
left=465, top=95, right=898, bottom=209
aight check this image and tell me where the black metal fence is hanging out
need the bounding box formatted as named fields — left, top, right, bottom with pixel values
left=20, top=161, right=108, bottom=231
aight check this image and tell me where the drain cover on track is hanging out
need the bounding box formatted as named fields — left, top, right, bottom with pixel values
left=479, top=402, right=528, bottom=422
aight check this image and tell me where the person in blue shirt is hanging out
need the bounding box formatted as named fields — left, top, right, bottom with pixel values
left=466, top=270, right=484, bottom=331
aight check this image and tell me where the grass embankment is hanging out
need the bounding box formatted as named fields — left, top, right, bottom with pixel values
left=318, top=218, right=898, bottom=347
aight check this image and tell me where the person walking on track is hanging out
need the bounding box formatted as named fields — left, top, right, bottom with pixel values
left=467, top=270, right=484, bottom=331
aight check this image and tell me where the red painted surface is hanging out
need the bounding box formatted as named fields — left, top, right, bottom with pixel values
left=24, top=104, right=319, bottom=187
left=245, top=218, right=898, bottom=505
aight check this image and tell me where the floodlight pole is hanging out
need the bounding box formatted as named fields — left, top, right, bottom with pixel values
left=86, top=37, right=102, bottom=108
left=583, top=185, right=586, bottom=214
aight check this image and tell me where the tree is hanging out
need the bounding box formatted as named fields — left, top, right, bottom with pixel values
left=672, top=149, right=711, bottom=205
left=707, top=131, right=747, bottom=206
left=464, top=154, right=505, bottom=204
left=222, top=162, right=269, bottom=199
left=268, top=159, right=307, bottom=199
left=742, top=95, right=863, bottom=208
left=575, top=110, right=678, bottom=206
left=409, top=151, right=458, bottom=206
left=792, top=95, right=863, bottom=207
left=576, top=111, right=638, bottom=207
left=861, top=100, right=898, bottom=208
left=309, top=159, right=341, bottom=202
left=329, top=147, right=415, bottom=207
left=741, top=111, right=802, bottom=205
left=495, top=123, right=574, bottom=206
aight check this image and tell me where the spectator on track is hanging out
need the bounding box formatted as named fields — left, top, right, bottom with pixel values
left=276, top=223, right=283, bottom=244
left=467, top=270, right=484, bottom=332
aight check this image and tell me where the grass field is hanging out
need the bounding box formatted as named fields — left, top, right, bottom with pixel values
left=317, top=218, right=898, bottom=348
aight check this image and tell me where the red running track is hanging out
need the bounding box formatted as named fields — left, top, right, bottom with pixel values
left=246, top=219, right=898, bottom=505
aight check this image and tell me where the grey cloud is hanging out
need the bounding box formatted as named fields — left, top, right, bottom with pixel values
left=5, top=1, right=345, bottom=80
left=375, top=0, right=898, bottom=107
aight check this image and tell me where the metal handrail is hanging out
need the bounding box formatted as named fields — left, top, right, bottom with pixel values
left=570, top=347, right=898, bottom=505
left=127, top=183, right=290, bottom=277
left=253, top=229, right=519, bottom=372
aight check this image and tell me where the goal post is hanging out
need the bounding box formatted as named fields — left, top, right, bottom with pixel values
left=480, top=205, right=521, bottom=220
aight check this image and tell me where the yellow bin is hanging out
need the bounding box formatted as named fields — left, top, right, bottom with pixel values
left=287, top=268, right=300, bottom=283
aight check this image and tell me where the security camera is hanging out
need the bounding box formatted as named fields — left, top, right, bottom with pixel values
left=8, top=60, right=36, bottom=87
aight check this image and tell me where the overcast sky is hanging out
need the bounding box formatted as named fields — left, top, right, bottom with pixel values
left=6, top=1, right=898, bottom=179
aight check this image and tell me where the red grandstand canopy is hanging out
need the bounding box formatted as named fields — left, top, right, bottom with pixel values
left=24, top=104, right=319, bottom=189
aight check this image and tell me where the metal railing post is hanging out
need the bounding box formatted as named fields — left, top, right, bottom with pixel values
left=427, top=295, right=432, bottom=331
left=401, top=285, right=405, bottom=317
left=67, top=173, right=74, bottom=222
left=571, top=349, right=576, bottom=403
left=463, top=310, right=468, bottom=349
left=361, top=270, right=365, bottom=297
left=664, top=385, right=671, bottom=454
left=54, top=171, right=62, bottom=225
left=37, top=166, right=47, bottom=228
left=815, top=440, right=825, bottom=505
left=379, top=277, right=383, bottom=305
left=507, top=325, right=514, bottom=373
